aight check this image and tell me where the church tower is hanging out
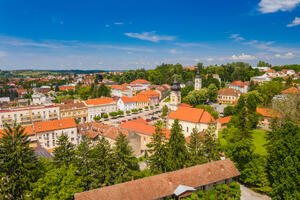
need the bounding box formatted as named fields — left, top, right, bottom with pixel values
left=170, top=76, right=181, bottom=111
left=194, top=70, right=202, bottom=90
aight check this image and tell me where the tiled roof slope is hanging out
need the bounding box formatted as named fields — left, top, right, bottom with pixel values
left=75, top=159, right=240, bottom=200
left=84, top=97, right=115, bottom=106
left=168, top=106, right=216, bottom=123
left=34, top=118, right=76, bottom=133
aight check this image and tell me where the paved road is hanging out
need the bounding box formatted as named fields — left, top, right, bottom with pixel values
left=240, top=184, right=271, bottom=200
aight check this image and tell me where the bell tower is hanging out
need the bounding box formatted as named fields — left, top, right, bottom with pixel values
left=194, top=70, right=202, bottom=90
left=170, top=76, right=181, bottom=111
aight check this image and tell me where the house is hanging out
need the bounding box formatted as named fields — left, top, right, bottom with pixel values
left=281, top=87, right=299, bottom=95
left=117, top=97, right=137, bottom=112
left=130, top=79, right=151, bottom=90
left=75, top=159, right=240, bottom=200
left=217, top=116, right=232, bottom=130
left=137, top=90, right=160, bottom=105
left=229, top=81, right=249, bottom=93
left=34, top=118, right=80, bottom=150
left=133, top=95, right=150, bottom=109
left=31, top=92, right=53, bottom=105
left=0, top=125, right=36, bottom=143
left=167, top=105, right=217, bottom=137
left=59, top=85, right=75, bottom=92
left=119, top=118, right=170, bottom=155
left=251, top=74, right=271, bottom=83
left=0, top=105, right=60, bottom=129
left=256, top=107, right=281, bottom=127
left=17, top=89, right=29, bottom=98
left=111, top=85, right=133, bottom=97
left=59, top=102, right=88, bottom=123
left=217, top=88, right=241, bottom=104
left=281, top=69, right=295, bottom=76
left=84, top=97, right=117, bottom=122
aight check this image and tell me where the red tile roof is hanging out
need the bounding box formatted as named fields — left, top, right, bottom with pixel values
left=168, top=106, right=216, bottom=124
left=256, top=108, right=281, bottom=118
left=75, top=159, right=240, bottom=200
left=34, top=118, right=76, bottom=133
left=217, top=116, right=232, bottom=124
left=137, top=90, right=160, bottom=98
left=119, top=119, right=170, bottom=138
left=218, top=88, right=241, bottom=96
left=230, top=81, right=249, bottom=86
left=0, top=125, right=35, bottom=138
left=120, top=97, right=136, bottom=104
left=111, top=85, right=130, bottom=91
left=130, top=79, right=150, bottom=84
left=281, top=87, right=299, bottom=94
left=59, top=85, right=75, bottom=91
left=58, top=102, right=86, bottom=110
left=180, top=103, right=193, bottom=108
left=84, top=97, right=115, bottom=106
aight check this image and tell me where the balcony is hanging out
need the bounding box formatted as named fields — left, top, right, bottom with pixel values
left=32, top=114, right=42, bottom=122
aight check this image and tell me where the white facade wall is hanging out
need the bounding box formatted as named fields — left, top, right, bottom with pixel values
left=111, top=89, right=132, bottom=97
left=229, top=85, right=248, bottom=93
left=36, top=127, right=80, bottom=150
left=167, top=119, right=211, bottom=138
left=87, top=103, right=117, bottom=121
left=117, top=99, right=137, bottom=111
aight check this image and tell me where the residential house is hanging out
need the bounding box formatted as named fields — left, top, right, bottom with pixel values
left=31, top=92, right=53, bottom=105
left=217, top=88, right=241, bottom=104
left=0, top=105, right=59, bottom=129
left=59, top=85, right=75, bottom=92
left=75, top=159, right=240, bottom=200
left=34, top=118, right=80, bottom=150
left=117, top=97, right=137, bottom=112
left=167, top=105, right=217, bottom=137
left=133, top=95, right=150, bottom=109
left=84, top=97, right=117, bottom=122
left=119, top=118, right=170, bottom=155
left=59, top=102, right=88, bottom=123
left=137, top=90, right=160, bottom=105
left=130, top=79, right=151, bottom=90
left=256, top=107, right=281, bottom=127
left=111, top=85, right=133, bottom=97
left=17, top=89, right=29, bottom=98
left=229, top=81, right=249, bottom=93
left=217, top=116, right=232, bottom=130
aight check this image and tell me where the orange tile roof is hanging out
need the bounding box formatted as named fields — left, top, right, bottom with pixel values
left=130, top=79, right=150, bottom=84
left=183, top=66, right=198, bottom=71
left=230, top=81, right=249, bottom=86
left=137, top=90, right=160, bottom=98
left=34, top=118, right=76, bottom=133
left=111, top=85, right=129, bottom=91
left=256, top=108, right=281, bottom=118
left=168, top=106, right=216, bottom=124
left=281, top=87, right=299, bottom=94
left=120, top=97, right=136, bottom=104
left=218, top=88, right=241, bottom=96
left=59, top=85, right=75, bottom=91
left=132, top=95, right=150, bottom=103
left=180, top=103, right=193, bottom=108
left=119, top=119, right=170, bottom=138
left=58, top=102, right=86, bottom=110
left=0, top=125, right=35, bottom=138
left=217, top=116, right=232, bottom=124
left=84, top=97, right=115, bottom=106
left=75, top=159, right=240, bottom=200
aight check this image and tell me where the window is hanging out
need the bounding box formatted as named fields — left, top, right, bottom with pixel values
left=186, top=127, right=189, bottom=133
left=71, top=137, right=74, bottom=141
left=52, top=140, right=55, bottom=146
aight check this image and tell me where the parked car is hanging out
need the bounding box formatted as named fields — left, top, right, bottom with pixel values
left=122, top=120, right=126, bottom=123
left=146, top=119, right=150, bottom=122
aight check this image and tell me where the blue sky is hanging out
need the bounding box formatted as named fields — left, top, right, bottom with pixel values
left=0, top=0, right=300, bottom=70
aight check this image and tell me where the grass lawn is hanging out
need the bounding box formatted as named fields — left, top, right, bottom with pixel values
left=252, top=129, right=268, bottom=156
left=218, top=129, right=268, bottom=156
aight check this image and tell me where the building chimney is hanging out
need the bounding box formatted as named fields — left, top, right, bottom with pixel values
left=184, top=165, right=186, bottom=169
left=131, top=176, right=134, bottom=182
left=168, top=177, right=172, bottom=184
left=220, top=165, right=225, bottom=171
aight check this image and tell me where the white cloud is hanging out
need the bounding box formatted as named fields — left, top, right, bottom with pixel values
left=114, top=22, right=123, bottom=25
left=258, top=0, right=300, bottom=13
left=175, top=42, right=211, bottom=48
left=124, top=31, right=176, bottom=42
left=287, top=17, right=300, bottom=27
left=230, top=34, right=245, bottom=41
left=230, top=53, right=256, bottom=60
left=193, top=58, right=200, bottom=62
left=0, top=51, right=6, bottom=57
left=205, top=57, right=214, bottom=62
left=170, top=49, right=177, bottom=54
left=275, top=52, right=295, bottom=59
left=105, top=24, right=110, bottom=28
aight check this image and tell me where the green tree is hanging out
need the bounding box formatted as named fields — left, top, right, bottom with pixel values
left=0, top=124, right=38, bottom=199
left=181, top=85, right=194, bottom=99
left=168, top=119, right=190, bottom=170
left=31, top=164, right=84, bottom=200
left=147, top=126, right=170, bottom=174
left=162, top=105, right=169, bottom=117
left=266, top=122, right=300, bottom=200
left=113, top=132, right=139, bottom=184
left=207, top=83, right=218, bottom=102
left=257, top=80, right=282, bottom=105
left=223, top=106, right=234, bottom=116
left=202, top=124, right=220, bottom=162
left=188, top=128, right=205, bottom=165
left=78, top=86, right=91, bottom=100
left=53, top=135, right=75, bottom=167
left=184, top=89, right=208, bottom=106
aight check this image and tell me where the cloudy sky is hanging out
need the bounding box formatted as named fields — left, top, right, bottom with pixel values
left=0, top=0, right=300, bottom=70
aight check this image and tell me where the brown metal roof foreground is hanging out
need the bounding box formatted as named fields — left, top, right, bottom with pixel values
left=75, top=159, right=240, bottom=200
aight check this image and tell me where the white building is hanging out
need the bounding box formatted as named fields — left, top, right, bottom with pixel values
left=84, top=97, right=117, bottom=121
left=0, top=97, right=10, bottom=103
left=117, top=97, right=137, bottom=112
left=34, top=118, right=80, bottom=150
left=130, top=79, right=151, bottom=90
left=32, top=92, right=53, bottom=105
left=195, top=70, right=202, bottom=91
left=229, top=81, right=249, bottom=93
left=111, top=85, right=133, bottom=97
left=167, top=105, right=217, bottom=137
left=170, top=77, right=181, bottom=111
left=0, top=105, right=60, bottom=129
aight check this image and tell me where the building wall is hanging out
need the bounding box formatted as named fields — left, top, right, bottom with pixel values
left=87, top=103, right=117, bottom=122
left=36, top=127, right=79, bottom=150
left=60, top=107, right=88, bottom=123
left=0, top=106, right=60, bottom=129
left=217, top=95, right=238, bottom=104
